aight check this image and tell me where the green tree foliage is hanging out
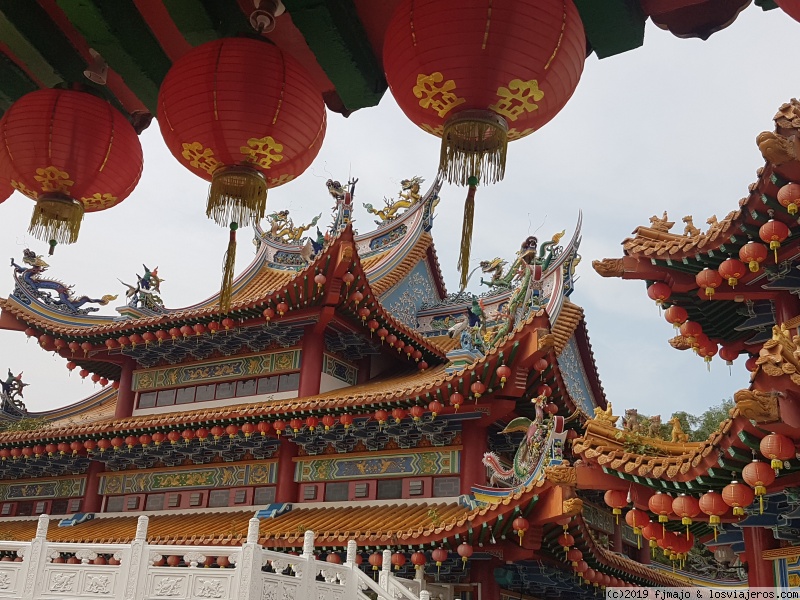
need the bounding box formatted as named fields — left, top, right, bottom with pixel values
left=632, top=399, right=733, bottom=442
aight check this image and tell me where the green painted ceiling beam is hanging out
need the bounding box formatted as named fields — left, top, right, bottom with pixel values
left=55, top=0, right=173, bottom=113
left=283, top=0, right=386, bottom=111
left=573, top=0, right=645, bottom=59
left=0, top=11, right=63, bottom=89
left=0, top=52, right=38, bottom=111
left=162, top=0, right=221, bottom=46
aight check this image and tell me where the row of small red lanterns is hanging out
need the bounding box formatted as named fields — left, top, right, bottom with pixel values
left=566, top=547, right=639, bottom=589
left=63, top=361, right=118, bottom=388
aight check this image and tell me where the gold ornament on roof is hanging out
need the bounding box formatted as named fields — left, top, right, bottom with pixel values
left=682, top=216, right=701, bottom=237
left=648, top=211, right=675, bottom=233
left=264, top=210, right=322, bottom=244
left=363, top=177, right=426, bottom=224
left=592, top=403, right=618, bottom=427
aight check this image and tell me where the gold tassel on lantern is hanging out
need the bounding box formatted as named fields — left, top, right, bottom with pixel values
left=439, top=110, right=508, bottom=186
left=29, top=195, right=84, bottom=246
left=206, top=165, right=267, bottom=227
left=457, top=178, right=477, bottom=290
left=219, top=222, right=238, bottom=314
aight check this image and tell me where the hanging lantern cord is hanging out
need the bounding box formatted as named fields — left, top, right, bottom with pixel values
left=48, top=239, right=57, bottom=256
left=457, top=176, right=479, bottom=290
left=220, top=222, right=238, bottom=314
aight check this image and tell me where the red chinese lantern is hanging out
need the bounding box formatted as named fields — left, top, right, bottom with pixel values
left=760, top=433, right=795, bottom=472
left=648, top=491, right=674, bottom=526
left=404, top=344, right=415, bottom=359
left=179, top=326, right=192, bottom=339
left=699, top=491, right=727, bottom=541
left=158, top=38, right=326, bottom=311
left=210, top=425, right=225, bottom=440
left=743, top=460, right=775, bottom=514
left=391, top=552, right=406, bottom=570
left=350, top=291, right=364, bottom=305
left=625, top=508, right=650, bottom=549
left=471, top=381, right=486, bottom=400
left=739, top=242, right=769, bottom=273
left=358, top=307, right=371, bottom=323
left=512, top=516, right=529, bottom=546
left=289, top=418, right=303, bottom=433
left=583, top=568, right=596, bottom=585
left=566, top=548, right=583, bottom=566
left=537, top=384, right=552, bottom=399
left=66, top=361, right=76, bottom=373
left=91, top=373, right=101, bottom=385
left=664, top=303, right=688, bottom=327
left=776, top=0, right=800, bottom=23
left=719, top=346, right=738, bottom=367
left=192, top=323, right=206, bottom=337
left=718, top=258, right=747, bottom=288
left=431, top=548, right=448, bottom=571
left=410, top=552, right=426, bottom=570
left=339, top=414, right=353, bottom=429
left=0, top=89, right=143, bottom=249
left=574, top=560, right=588, bottom=577
left=257, top=421, right=272, bottom=436
left=367, top=319, right=379, bottom=334
left=326, top=553, right=341, bottom=564
left=778, top=182, right=800, bottom=215
left=69, top=441, right=83, bottom=455
left=276, top=302, right=289, bottom=316
left=496, top=365, right=511, bottom=387
left=342, top=272, right=355, bottom=287
left=374, top=410, right=389, bottom=426
left=759, top=220, right=790, bottom=263
left=38, top=334, right=54, bottom=350
left=410, top=406, right=425, bottom=421
left=672, top=494, right=700, bottom=538
left=722, top=480, right=754, bottom=516
left=142, top=332, right=157, bottom=346
left=533, top=358, right=549, bottom=372
left=206, top=322, right=219, bottom=336
left=305, top=416, right=319, bottom=432
left=151, top=432, right=165, bottom=446
left=641, top=521, right=663, bottom=557
left=557, top=532, right=574, bottom=554
left=273, top=420, right=286, bottom=436
left=695, top=269, right=722, bottom=299
left=604, top=489, right=628, bottom=523
left=383, top=0, right=585, bottom=287
left=428, top=400, right=443, bottom=417
left=418, top=360, right=429, bottom=371
left=79, top=369, right=89, bottom=379
left=457, top=542, right=473, bottom=565
left=314, top=273, right=326, bottom=291
left=321, top=415, right=336, bottom=431
left=449, top=392, right=464, bottom=412
left=240, top=423, right=255, bottom=438
left=679, top=321, right=702, bottom=344
left=221, top=318, right=235, bottom=330
left=368, top=552, right=383, bottom=571
left=647, top=282, right=672, bottom=305
left=225, top=424, right=239, bottom=439
left=745, top=355, right=758, bottom=372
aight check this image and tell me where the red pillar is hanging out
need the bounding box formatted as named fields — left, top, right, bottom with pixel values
left=81, top=460, right=104, bottom=513
left=114, top=358, right=135, bottom=419
left=743, top=526, right=778, bottom=588
left=357, top=356, right=370, bottom=385
left=470, top=559, right=501, bottom=600
left=638, top=543, right=651, bottom=565
left=775, top=293, right=800, bottom=333
left=275, top=439, right=298, bottom=503
left=612, top=522, right=623, bottom=553
left=298, top=325, right=324, bottom=397
left=460, top=421, right=487, bottom=494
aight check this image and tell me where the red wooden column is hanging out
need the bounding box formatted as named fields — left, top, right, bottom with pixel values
left=470, top=559, right=501, bottom=600
left=743, top=526, right=778, bottom=587
left=357, top=356, right=370, bottom=385
left=114, top=358, right=135, bottom=419
left=612, top=522, right=623, bottom=553
left=275, top=439, right=298, bottom=504
left=298, top=324, right=324, bottom=397
left=81, top=460, right=104, bottom=513
left=460, top=420, right=488, bottom=494
left=775, top=293, right=800, bottom=333
left=638, top=542, right=651, bottom=565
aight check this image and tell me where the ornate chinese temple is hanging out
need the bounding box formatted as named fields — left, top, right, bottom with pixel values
left=0, top=2, right=798, bottom=600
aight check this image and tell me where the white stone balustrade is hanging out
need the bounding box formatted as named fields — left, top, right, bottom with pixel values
left=0, top=513, right=427, bottom=600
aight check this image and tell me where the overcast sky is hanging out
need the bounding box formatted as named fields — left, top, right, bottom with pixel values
left=0, top=7, right=796, bottom=420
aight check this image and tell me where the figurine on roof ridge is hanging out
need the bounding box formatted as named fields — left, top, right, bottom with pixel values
left=10, top=249, right=116, bottom=315
left=119, top=265, right=165, bottom=312
left=0, top=370, right=28, bottom=415
left=264, top=210, right=322, bottom=245
left=363, top=176, right=429, bottom=224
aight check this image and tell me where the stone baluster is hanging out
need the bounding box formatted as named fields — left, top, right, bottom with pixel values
left=302, top=530, right=315, bottom=559
left=236, top=517, right=263, bottom=600
left=345, top=539, right=357, bottom=566
left=21, top=514, right=49, bottom=599
left=420, top=591, right=431, bottom=600
left=123, top=516, right=149, bottom=600
left=379, top=548, right=392, bottom=590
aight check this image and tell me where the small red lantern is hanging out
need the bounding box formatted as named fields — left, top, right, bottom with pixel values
left=743, top=460, right=776, bottom=514
left=679, top=321, right=703, bottom=344
left=68, top=340, right=80, bottom=354
left=350, top=291, right=364, bottom=305
left=718, top=258, right=747, bottom=288
left=276, top=302, right=289, bottom=316
left=745, top=355, right=758, bottom=372
left=368, top=552, right=382, bottom=571
left=385, top=334, right=397, bottom=347
left=110, top=437, right=124, bottom=451
left=376, top=327, right=389, bottom=342
left=24, top=327, right=37, bottom=339
left=739, top=242, right=769, bottom=273
left=257, top=421, right=271, bottom=436
left=374, top=410, right=389, bottom=426
left=221, top=318, right=235, bottom=330
left=512, top=516, right=529, bottom=546
left=273, top=420, right=286, bottom=436
left=647, top=282, right=672, bottom=305
left=583, top=568, right=596, bottom=585
left=53, top=338, right=66, bottom=351
left=431, top=548, right=448, bottom=570
left=79, top=369, right=89, bottom=379
left=719, top=346, right=738, bottom=367
left=567, top=548, right=583, bottom=566
left=326, top=553, right=341, bottom=564
left=90, top=373, right=101, bottom=385
left=470, top=381, right=486, bottom=400
left=0, top=88, right=143, bottom=246
left=129, top=333, right=145, bottom=347
left=225, top=424, right=239, bottom=439
left=537, top=384, right=552, bottom=399
left=722, top=480, right=754, bottom=516
left=207, top=322, right=220, bottom=335
left=533, top=358, right=549, bottom=372
left=138, top=434, right=152, bottom=448
left=557, top=532, right=574, bottom=554
left=69, top=441, right=83, bottom=455
left=142, top=332, right=157, bottom=346
left=404, top=344, right=415, bottom=359
left=358, top=307, right=371, bottom=322
left=625, top=508, right=651, bottom=549
left=124, top=435, right=137, bottom=449
left=410, top=552, right=426, bottom=570
left=428, top=400, right=443, bottom=417
left=210, top=425, right=225, bottom=440
left=648, top=491, right=674, bottom=525
left=699, top=491, right=727, bottom=541
left=672, top=494, right=701, bottom=538
left=38, top=334, right=54, bottom=350
left=496, top=364, right=511, bottom=387
left=760, top=433, right=795, bottom=472
left=573, top=560, right=588, bottom=577
left=391, top=552, right=407, bottom=570
left=342, top=272, right=355, bottom=287
left=321, top=415, right=336, bottom=431
left=456, top=542, right=473, bottom=565
left=695, top=269, right=722, bottom=299
left=240, top=423, right=255, bottom=438
left=604, top=489, right=628, bottom=523
left=151, top=433, right=165, bottom=446
left=168, top=328, right=181, bottom=340
left=778, top=183, right=800, bottom=216
left=192, top=323, right=206, bottom=336
left=179, top=326, right=192, bottom=339
left=410, top=405, right=425, bottom=421
left=759, top=220, right=790, bottom=263
left=339, top=414, right=353, bottom=429
left=449, top=392, right=464, bottom=412
left=166, top=430, right=181, bottom=445
left=305, top=416, right=319, bottom=432
left=66, top=361, right=76, bottom=373
left=418, top=360, right=429, bottom=371
left=367, top=319, right=379, bottom=334
left=314, top=273, right=327, bottom=291
left=289, top=418, right=303, bottom=433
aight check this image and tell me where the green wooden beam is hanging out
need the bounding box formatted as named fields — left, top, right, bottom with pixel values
left=162, top=0, right=220, bottom=46
left=283, top=0, right=386, bottom=111
left=573, top=0, right=646, bottom=59
left=0, top=52, right=38, bottom=111
left=55, top=0, right=172, bottom=113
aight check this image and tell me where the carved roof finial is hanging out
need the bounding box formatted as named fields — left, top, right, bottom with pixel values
left=648, top=211, right=674, bottom=233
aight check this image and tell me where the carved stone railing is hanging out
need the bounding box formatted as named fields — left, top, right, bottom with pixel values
left=0, top=514, right=431, bottom=600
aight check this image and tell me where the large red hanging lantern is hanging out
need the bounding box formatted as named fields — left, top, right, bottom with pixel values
left=557, top=532, right=574, bottom=554
left=647, top=282, right=672, bottom=306
left=625, top=508, right=650, bottom=549
left=742, top=460, right=775, bottom=515
left=778, top=183, right=800, bottom=216
left=604, top=489, right=628, bottom=523
left=699, top=491, right=727, bottom=541
left=722, top=480, right=754, bottom=517
left=775, top=0, right=800, bottom=23
left=719, top=346, right=738, bottom=367
left=456, top=542, right=473, bottom=565
left=641, top=522, right=663, bottom=557
left=760, top=433, right=795, bottom=473
left=679, top=321, right=703, bottom=345
left=512, top=516, right=530, bottom=546
left=759, top=220, right=790, bottom=263
left=648, top=491, right=674, bottom=527
left=718, top=258, right=747, bottom=288
left=664, top=305, right=688, bottom=329
left=383, top=0, right=585, bottom=288
left=0, top=89, right=143, bottom=251
left=695, top=269, right=722, bottom=299
left=157, top=38, right=326, bottom=311
left=739, top=242, right=769, bottom=273
left=672, top=494, right=700, bottom=539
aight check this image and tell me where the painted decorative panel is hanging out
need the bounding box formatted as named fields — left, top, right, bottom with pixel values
left=98, top=461, right=277, bottom=495
left=133, top=349, right=301, bottom=391
left=381, top=262, right=438, bottom=328
left=295, top=449, right=459, bottom=482
left=776, top=554, right=800, bottom=588
left=322, top=354, right=357, bottom=385
left=0, top=477, right=85, bottom=501
left=369, top=224, right=407, bottom=252
left=557, top=337, right=598, bottom=415
left=582, top=502, right=614, bottom=534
